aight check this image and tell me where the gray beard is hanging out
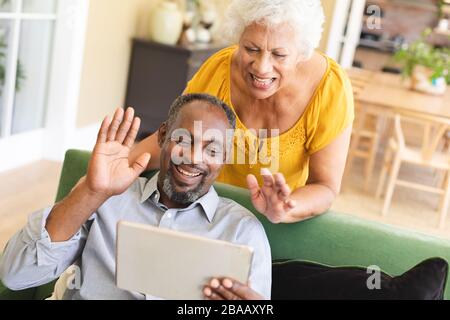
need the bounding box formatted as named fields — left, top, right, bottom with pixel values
left=161, top=169, right=206, bottom=205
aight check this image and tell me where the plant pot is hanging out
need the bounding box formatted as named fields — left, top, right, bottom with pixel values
left=410, top=65, right=446, bottom=96
left=149, top=1, right=183, bottom=46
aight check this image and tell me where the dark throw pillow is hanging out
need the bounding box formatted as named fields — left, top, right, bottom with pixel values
left=272, top=258, right=448, bottom=300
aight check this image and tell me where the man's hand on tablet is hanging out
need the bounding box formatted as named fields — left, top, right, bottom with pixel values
left=203, top=278, right=264, bottom=300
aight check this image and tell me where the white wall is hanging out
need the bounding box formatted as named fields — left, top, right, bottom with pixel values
left=75, top=0, right=157, bottom=129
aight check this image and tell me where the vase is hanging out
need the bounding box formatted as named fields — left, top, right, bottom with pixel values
left=149, top=1, right=183, bottom=46
left=437, top=19, right=449, bottom=32
left=410, top=65, right=446, bottom=96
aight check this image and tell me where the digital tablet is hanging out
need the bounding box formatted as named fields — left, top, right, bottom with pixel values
left=115, top=220, right=254, bottom=300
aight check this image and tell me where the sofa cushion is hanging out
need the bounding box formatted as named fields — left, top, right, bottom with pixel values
left=272, top=258, right=448, bottom=300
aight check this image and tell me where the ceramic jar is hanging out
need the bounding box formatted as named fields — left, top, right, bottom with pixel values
left=149, top=1, right=183, bottom=45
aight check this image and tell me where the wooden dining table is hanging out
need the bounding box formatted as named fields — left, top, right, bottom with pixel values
left=355, top=72, right=450, bottom=123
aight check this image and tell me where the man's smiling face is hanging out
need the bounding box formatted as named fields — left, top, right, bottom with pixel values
left=157, top=100, right=231, bottom=208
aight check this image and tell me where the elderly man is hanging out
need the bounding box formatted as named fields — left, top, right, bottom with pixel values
left=0, top=94, right=271, bottom=300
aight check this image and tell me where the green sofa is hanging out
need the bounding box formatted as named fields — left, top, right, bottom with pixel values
left=1, top=149, right=450, bottom=300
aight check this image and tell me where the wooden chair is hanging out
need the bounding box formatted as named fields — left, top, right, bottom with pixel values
left=345, top=68, right=380, bottom=191
left=347, top=109, right=381, bottom=191
left=376, top=114, right=450, bottom=229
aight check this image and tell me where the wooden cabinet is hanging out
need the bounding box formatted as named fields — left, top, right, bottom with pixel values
left=125, top=39, right=224, bottom=140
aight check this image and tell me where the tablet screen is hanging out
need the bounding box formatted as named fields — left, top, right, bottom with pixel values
left=115, top=220, right=254, bottom=300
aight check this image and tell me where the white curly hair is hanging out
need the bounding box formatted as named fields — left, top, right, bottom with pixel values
left=222, top=0, right=325, bottom=60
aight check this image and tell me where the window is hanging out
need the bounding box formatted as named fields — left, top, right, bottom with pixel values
left=0, top=0, right=56, bottom=137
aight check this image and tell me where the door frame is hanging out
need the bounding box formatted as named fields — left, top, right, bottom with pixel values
left=326, top=0, right=366, bottom=69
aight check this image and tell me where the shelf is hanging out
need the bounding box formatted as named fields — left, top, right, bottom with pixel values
left=367, top=0, right=439, bottom=12
left=361, top=24, right=384, bottom=36
left=358, top=38, right=396, bottom=53
left=133, top=38, right=225, bottom=54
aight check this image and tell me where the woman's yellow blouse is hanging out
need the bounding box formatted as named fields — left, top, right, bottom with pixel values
left=185, top=46, right=354, bottom=190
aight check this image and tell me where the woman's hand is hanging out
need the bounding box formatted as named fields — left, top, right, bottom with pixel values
left=246, top=169, right=296, bottom=223
left=86, top=107, right=151, bottom=198
left=203, top=278, right=264, bottom=300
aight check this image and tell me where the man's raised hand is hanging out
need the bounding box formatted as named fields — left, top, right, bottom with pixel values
left=86, top=107, right=151, bottom=198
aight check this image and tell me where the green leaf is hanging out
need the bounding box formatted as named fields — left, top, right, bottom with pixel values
left=393, top=28, right=450, bottom=84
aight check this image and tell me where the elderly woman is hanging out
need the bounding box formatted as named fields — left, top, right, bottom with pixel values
left=131, top=0, right=354, bottom=225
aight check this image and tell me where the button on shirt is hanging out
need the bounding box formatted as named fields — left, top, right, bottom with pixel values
left=0, top=173, right=272, bottom=299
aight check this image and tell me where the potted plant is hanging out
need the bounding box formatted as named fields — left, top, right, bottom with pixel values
left=394, top=28, right=449, bottom=95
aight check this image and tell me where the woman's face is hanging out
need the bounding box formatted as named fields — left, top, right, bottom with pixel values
left=236, top=22, right=302, bottom=100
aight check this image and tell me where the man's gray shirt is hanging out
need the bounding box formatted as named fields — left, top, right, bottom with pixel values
left=0, top=173, right=272, bottom=299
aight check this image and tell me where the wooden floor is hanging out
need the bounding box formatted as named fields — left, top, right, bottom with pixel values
left=0, top=160, right=62, bottom=250
left=0, top=156, right=449, bottom=251
left=334, top=155, right=450, bottom=240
